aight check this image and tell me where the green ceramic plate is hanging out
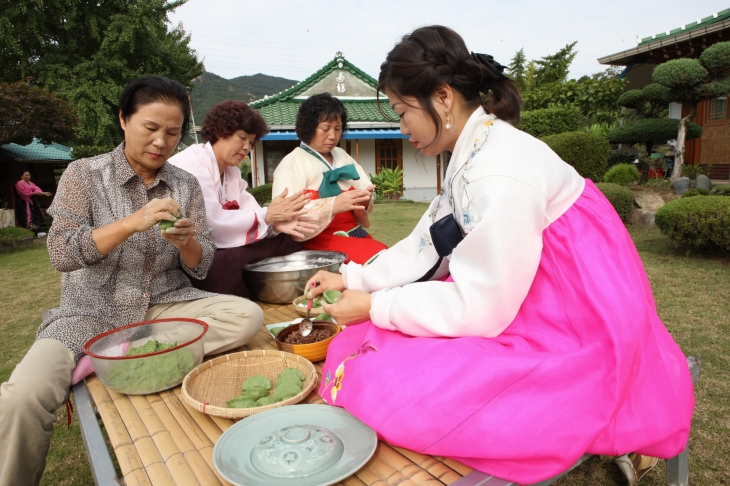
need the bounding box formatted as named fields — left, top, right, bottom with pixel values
left=213, top=404, right=377, bottom=486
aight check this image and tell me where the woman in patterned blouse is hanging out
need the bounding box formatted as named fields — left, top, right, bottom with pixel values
left=0, top=77, right=264, bottom=486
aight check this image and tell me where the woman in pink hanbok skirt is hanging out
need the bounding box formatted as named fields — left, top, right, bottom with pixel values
left=306, top=26, right=695, bottom=485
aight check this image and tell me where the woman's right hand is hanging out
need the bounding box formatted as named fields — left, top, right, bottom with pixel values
left=128, top=198, right=182, bottom=233
left=333, top=189, right=372, bottom=215
left=265, top=188, right=311, bottom=224
left=305, top=270, right=345, bottom=299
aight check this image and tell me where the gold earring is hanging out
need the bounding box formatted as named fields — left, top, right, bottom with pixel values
left=445, top=111, right=452, bottom=130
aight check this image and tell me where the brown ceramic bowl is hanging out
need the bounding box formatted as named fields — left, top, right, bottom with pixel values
left=274, top=321, right=340, bottom=363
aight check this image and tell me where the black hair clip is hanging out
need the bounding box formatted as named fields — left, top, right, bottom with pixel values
left=470, top=52, right=509, bottom=81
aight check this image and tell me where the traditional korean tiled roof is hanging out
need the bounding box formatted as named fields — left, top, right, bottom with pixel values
left=599, top=9, right=730, bottom=65
left=638, top=9, right=730, bottom=46
left=0, top=138, right=73, bottom=161
left=251, top=52, right=397, bottom=126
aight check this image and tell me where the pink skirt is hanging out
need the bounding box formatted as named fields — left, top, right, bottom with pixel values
left=318, top=180, right=695, bottom=484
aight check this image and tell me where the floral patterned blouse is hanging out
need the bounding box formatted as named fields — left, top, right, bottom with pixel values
left=36, top=144, right=217, bottom=362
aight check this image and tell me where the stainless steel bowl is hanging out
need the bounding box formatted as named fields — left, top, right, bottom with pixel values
left=243, top=250, right=348, bottom=304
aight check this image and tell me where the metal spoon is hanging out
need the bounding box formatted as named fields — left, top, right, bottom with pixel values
left=299, top=281, right=316, bottom=337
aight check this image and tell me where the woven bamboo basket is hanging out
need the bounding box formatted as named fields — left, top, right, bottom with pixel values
left=180, top=349, right=318, bottom=419
left=292, top=295, right=324, bottom=317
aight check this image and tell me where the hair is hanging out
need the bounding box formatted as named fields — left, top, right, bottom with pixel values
left=378, top=25, right=522, bottom=147
left=295, top=93, right=348, bottom=144
left=201, top=100, right=270, bottom=144
left=118, top=76, right=192, bottom=139
left=19, top=170, right=30, bottom=177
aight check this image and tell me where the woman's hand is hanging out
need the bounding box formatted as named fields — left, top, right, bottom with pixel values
left=273, top=219, right=318, bottom=239
left=305, top=270, right=345, bottom=299
left=321, top=290, right=372, bottom=326
left=333, top=189, right=372, bottom=215
left=128, top=198, right=183, bottom=233
left=265, top=188, right=311, bottom=224
left=160, top=217, right=196, bottom=250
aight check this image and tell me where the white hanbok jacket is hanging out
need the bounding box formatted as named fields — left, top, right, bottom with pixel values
left=340, top=107, right=585, bottom=338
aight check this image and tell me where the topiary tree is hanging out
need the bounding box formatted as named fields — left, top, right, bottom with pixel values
left=519, top=106, right=584, bottom=138
left=607, top=118, right=702, bottom=155
left=653, top=41, right=730, bottom=184
left=608, top=83, right=703, bottom=184
left=541, top=131, right=609, bottom=182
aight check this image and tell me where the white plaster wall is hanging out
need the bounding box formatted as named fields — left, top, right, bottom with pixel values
left=355, top=139, right=376, bottom=177
left=669, top=102, right=682, bottom=120
left=402, top=142, right=438, bottom=201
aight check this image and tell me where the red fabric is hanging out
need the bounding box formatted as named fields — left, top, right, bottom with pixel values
left=221, top=200, right=240, bottom=210
left=303, top=211, right=388, bottom=264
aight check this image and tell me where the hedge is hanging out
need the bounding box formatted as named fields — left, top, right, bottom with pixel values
left=519, top=106, right=584, bottom=138
left=655, top=197, right=730, bottom=250
left=596, top=183, right=634, bottom=223
left=541, top=131, right=609, bottom=182
left=247, top=183, right=273, bottom=206
left=603, top=163, right=639, bottom=186
left=0, top=226, right=35, bottom=246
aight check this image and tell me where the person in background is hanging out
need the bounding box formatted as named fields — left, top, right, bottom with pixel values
left=169, top=100, right=316, bottom=298
left=0, top=76, right=263, bottom=486
left=272, top=93, right=388, bottom=264
left=15, top=170, right=51, bottom=234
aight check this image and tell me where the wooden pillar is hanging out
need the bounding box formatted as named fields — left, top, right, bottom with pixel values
left=252, top=145, right=259, bottom=187
left=436, top=154, right=441, bottom=196
left=355, top=140, right=359, bottom=163
left=346, top=140, right=352, bottom=156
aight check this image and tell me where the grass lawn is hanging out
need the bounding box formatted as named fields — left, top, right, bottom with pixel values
left=0, top=204, right=728, bottom=485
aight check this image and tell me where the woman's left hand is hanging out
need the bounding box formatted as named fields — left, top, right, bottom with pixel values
left=265, top=188, right=311, bottom=224
left=160, top=217, right=196, bottom=249
left=273, top=219, right=318, bottom=239
left=320, top=290, right=372, bottom=326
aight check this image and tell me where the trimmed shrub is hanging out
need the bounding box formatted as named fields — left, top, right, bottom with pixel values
left=655, top=197, right=730, bottom=250
left=596, top=182, right=634, bottom=223
left=541, top=131, right=609, bottom=182
left=607, top=118, right=702, bottom=146
left=712, top=185, right=730, bottom=196
left=681, top=188, right=713, bottom=198
left=604, top=163, right=639, bottom=186
left=519, top=106, right=584, bottom=138
left=0, top=227, right=35, bottom=246
left=247, top=183, right=272, bottom=206
left=608, top=146, right=639, bottom=167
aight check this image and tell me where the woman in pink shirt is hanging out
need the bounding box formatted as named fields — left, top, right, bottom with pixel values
left=14, top=170, right=51, bottom=232
left=169, top=101, right=315, bottom=298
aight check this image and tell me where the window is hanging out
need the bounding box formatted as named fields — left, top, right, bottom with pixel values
left=375, top=139, right=402, bottom=172
left=707, top=96, right=727, bottom=121
left=262, top=140, right=299, bottom=183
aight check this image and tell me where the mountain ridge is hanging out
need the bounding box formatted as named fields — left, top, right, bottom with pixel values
left=190, top=71, right=298, bottom=122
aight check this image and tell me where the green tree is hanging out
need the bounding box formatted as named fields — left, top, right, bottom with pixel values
left=530, top=42, right=577, bottom=88
left=0, top=80, right=79, bottom=146
left=507, top=48, right=527, bottom=91
left=653, top=41, right=730, bottom=183
left=0, top=0, right=202, bottom=157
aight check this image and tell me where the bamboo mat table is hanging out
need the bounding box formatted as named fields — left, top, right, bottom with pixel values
left=84, top=302, right=477, bottom=486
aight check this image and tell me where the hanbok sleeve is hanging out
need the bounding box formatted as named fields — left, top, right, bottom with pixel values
left=192, top=167, right=269, bottom=246
left=340, top=195, right=446, bottom=290
left=273, top=151, right=334, bottom=242
left=368, top=176, right=547, bottom=338
left=15, top=180, right=40, bottom=201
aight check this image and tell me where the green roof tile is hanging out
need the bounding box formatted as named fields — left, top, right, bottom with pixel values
left=251, top=53, right=397, bottom=126
left=0, top=138, right=73, bottom=161
left=639, top=8, right=730, bottom=46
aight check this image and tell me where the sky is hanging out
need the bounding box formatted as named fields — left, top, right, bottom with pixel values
left=169, top=1, right=730, bottom=82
